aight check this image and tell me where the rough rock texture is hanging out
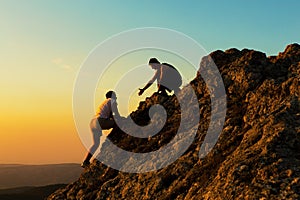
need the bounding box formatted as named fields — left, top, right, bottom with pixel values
left=48, top=44, right=300, bottom=200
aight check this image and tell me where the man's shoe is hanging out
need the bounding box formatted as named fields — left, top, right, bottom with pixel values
left=81, top=161, right=90, bottom=168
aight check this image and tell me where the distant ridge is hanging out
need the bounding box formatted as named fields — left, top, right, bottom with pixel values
left=0, top=184, right=66, bottom=200
left=0, top=163, right=82, bottom=189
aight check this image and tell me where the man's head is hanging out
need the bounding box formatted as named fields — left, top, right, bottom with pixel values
left=148, top=57, right=160, bottom=69
left=106, top=91, right=117, bottom=99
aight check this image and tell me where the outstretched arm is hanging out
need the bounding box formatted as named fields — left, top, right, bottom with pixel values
left=138, top=82, right=152, bottom=96
left=111, top=101, right=121, bottom=119
left=138, top=70, right=158, bottom=96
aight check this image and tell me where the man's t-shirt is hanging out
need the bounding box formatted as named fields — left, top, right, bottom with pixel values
left=96, top=98, right=117, bottom=118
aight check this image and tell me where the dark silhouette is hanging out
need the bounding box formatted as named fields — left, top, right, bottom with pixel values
left=138, top=58, right=182, bottom=96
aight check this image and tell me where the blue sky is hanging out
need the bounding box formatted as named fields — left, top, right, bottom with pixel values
left=1, top=1, right=299, bottom=58
left=0, top=0, right=299, bottom=164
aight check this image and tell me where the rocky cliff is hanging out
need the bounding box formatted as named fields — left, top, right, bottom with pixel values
left=48, top=44, right=300, bottom=200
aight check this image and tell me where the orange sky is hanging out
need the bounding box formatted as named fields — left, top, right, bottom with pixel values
left=0, top=77, right=86, bottom=164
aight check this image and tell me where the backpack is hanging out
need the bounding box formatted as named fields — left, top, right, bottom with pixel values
left=161, top=63, right=182, bottom=87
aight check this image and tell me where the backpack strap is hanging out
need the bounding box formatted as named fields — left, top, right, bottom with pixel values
left=162, top=62, right=176, bottom=70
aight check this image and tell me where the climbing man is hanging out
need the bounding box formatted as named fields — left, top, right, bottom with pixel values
left=81, top=91, right=121, bottom=168
left=138, top=58, right=182, bottom=96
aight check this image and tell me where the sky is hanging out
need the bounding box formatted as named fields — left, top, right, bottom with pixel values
left=0, top=0, right=299, bottom=164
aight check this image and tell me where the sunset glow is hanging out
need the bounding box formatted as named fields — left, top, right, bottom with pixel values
left=1, top=0, right=299, bottom=164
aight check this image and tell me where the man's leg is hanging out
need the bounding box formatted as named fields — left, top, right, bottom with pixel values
left=82, top=118, right=102, bottom=168
left=158, top=85, right=169, bottom=96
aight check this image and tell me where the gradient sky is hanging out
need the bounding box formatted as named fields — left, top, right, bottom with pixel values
left=0, top=1, right=299, bottom=164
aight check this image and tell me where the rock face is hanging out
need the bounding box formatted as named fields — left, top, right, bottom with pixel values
left=48, top=44, right=300, bottom=200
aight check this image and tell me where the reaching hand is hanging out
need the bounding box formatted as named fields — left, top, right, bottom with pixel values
left=138, top=88, right=144, bottom=96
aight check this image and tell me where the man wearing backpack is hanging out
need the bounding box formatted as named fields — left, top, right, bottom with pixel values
left=138, top=58, right=182, bottom=96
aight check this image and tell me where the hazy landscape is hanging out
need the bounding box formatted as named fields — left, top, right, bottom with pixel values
left=0, top=164, right=82, bottom=199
